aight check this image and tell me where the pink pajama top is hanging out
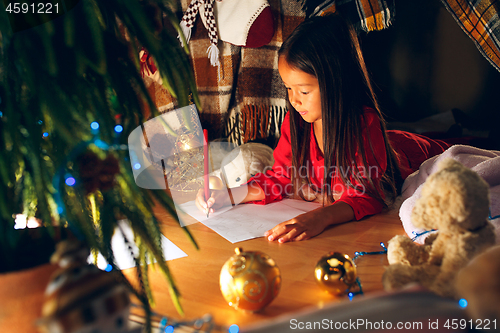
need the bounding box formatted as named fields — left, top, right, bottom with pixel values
left=249, top=107, right=450, bottom=220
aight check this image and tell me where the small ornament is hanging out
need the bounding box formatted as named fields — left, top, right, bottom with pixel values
left=314, top=252, right=357, bottom=296
left=77, top=151, right=120, bottom=194
left=208, top=175, right=224, bottom=190
left=38, top=240, right=131, bottom=333
left=219, top=248, right=281, bottom=312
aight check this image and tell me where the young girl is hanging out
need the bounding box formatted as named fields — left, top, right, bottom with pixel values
left=196, top=14, right=450, bottom=243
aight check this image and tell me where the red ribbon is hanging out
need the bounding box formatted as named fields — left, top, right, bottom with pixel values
left=140, top=48, right=158, bottom=77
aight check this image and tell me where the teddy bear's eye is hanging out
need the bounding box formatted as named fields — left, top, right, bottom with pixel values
left=235, top=177, right=241, bottom=182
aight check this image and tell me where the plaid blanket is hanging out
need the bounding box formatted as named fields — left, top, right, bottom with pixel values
left=147, top=0, right=396, bottom=147
left=440, top=0, right=500, bottom=73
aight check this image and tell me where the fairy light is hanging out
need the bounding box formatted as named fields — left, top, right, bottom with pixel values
left=228, top=324, right=239, bottom=333
left=458, top=299, right=468, bottom=308
left=65, top=176, right=76, bottom=186
left=353, top=242, right=387, bottom=261
left=114, top=125, right=123, bottom=133
left=90, top=121, right=100, bottom=130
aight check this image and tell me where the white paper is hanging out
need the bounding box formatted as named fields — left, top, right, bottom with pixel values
left=88, top=220, right=187, bottom=270
left=177, top=198, right=323, bottom=243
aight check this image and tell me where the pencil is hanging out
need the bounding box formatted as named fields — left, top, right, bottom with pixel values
left=203, top=129, right=210, bottom=217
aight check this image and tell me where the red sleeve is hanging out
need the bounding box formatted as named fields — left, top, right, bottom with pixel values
left=248, top=112, right=293, bottom=204
left=335, top=108, right=387, bottom=220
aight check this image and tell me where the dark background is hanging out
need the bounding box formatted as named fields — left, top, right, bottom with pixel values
left=360, top=1, right=500, bottom=148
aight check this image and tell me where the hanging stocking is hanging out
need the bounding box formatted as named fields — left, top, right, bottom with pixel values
left=200, top=0, right=274, bottom=48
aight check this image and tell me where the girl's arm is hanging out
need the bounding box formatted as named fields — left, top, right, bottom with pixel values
left=264, top=201, right=355, bottom=243
left=195, top=182, right=265, bottom=215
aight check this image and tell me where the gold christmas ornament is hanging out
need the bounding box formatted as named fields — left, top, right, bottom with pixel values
left=219, top=248, right=281, bottom=312
left=208, top=176, right=224, bottom=190
left=314, top=252, right=357, bottom=295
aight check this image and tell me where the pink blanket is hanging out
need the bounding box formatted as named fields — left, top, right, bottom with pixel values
left=399, top=145, right=500, bottom=244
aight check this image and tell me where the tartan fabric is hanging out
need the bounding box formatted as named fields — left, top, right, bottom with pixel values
left=297, top=0, right=395, bottom=31
left=150, top=0, right=304, bottom=145
left=149, top=0, right=397, bottom=146
left=440, top=0, right=500, bottom=72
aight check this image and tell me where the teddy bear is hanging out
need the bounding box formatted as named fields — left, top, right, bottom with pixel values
left=220, top=142, right=274, bottom=188
left=382, top=158, right=496, bottom=298
left=455, top=244, right=500, bottom=322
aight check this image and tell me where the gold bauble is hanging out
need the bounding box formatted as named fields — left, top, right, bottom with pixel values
left=314, top=252, right=357, bottom=295
left=209, top=176, right=224, bottom=190
left=220, top=248, right=281, bottom=312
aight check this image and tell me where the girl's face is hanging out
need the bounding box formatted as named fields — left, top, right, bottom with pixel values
left=278, top=58, right=322, bottom=125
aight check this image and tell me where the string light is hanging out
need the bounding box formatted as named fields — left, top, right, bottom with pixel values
left=411, top=229, right=436, bottom=242
left=134, top=163, right=142, bottom=170
left=353, top=242, right=387, bottom=261
left=228, top=324, right=239, bottom=333
left=90, top=121, right=100, bottom=130
left=164, top=326, right=174, bottom=333
left=114, top=125, right=123, bottom=133
left=65, top=176, right=76, bottom=186
left=43, top=132, right=49, bottom=137
left=159, top=318, right=168, bottom=332
left=458, top=299, right=468, bottom=308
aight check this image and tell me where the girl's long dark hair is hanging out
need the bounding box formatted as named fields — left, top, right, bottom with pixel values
left=279, top=13, right=402, bottom=207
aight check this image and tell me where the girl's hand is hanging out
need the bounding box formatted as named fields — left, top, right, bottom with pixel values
left=195, top=189, right=232, bottom=215
left=264, top=209, right=329, bottom=243
left=264, top=202, right=355, bottom=243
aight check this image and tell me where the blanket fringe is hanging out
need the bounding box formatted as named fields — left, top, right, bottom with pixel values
left=225, top=105, right=286, bottom=147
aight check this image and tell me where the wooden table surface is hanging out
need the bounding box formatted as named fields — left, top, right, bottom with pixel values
left=124, top=202, right=406, bottom=332
left=0, top=202, right=405, bottom=333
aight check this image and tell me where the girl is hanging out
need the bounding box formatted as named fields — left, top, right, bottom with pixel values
left=196, top=14, right=450, bottom=243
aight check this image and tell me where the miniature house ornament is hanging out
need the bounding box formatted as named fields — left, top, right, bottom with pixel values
left=314, top=252, right=358, bottom=295
left=219, top=248, right=281, bottom=312
left=38, top=240, right=131, bottom=333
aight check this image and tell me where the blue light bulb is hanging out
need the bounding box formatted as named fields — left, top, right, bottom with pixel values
left=228, top=324, right=239, bottom=333
left=114, top=125, right=123, bottom=133
left=65, top=177, right=76, bottom=186
left=90, top=121, right=100, bottom=130
left=458, top=298, right=468, bottom=308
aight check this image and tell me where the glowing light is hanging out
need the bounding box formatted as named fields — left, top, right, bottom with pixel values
left=114, top=125, right=123, bottom=133
left=105, top=264, right=113, bottom=272
left=43, top=132, right=49, bottom=137
left=133, top=163, right=141, bottom=170
left=14, top=214, right=41, bottom=229
left=164, top=326, right=174, bottom=333
left=90, top=121, right=100, bottom=130
left=229, top=324, right=239, bottom=333
left=65, top=177, right=76, bottom=186
left=458, top=299, right=468, bottom=308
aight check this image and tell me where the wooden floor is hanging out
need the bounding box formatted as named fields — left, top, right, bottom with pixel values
left=0, top=203, right=405, bottom=333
